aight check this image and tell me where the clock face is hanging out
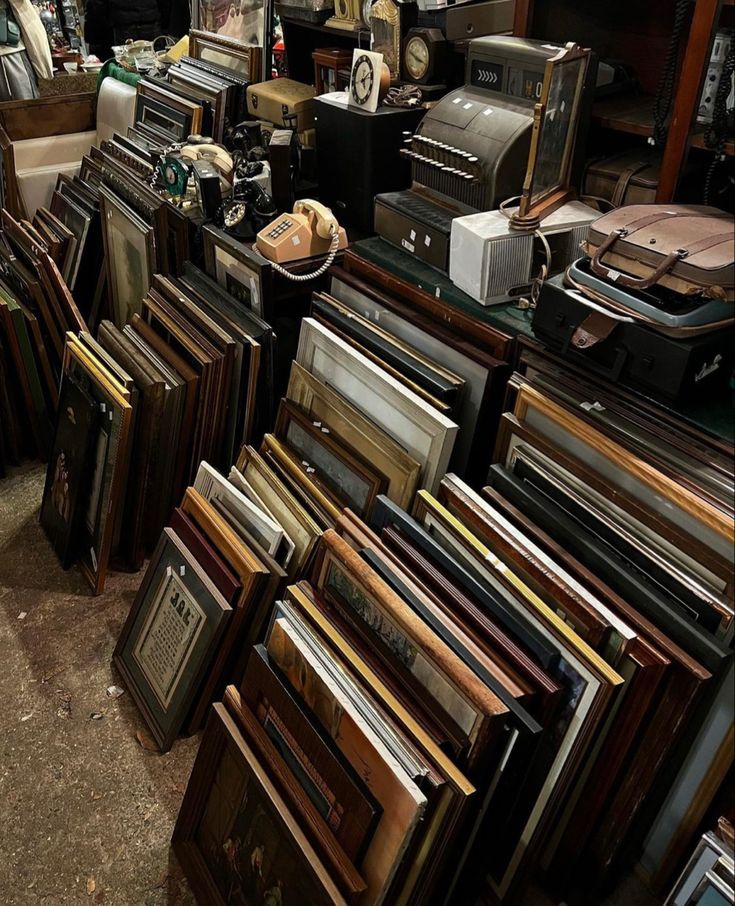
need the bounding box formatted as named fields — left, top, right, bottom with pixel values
left=351, top=55, right=375, bottom=105
left=405, top=35, right=429, bottom=81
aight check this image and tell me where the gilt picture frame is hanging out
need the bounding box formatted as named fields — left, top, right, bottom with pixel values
left=189, top=27, right=265, bottom=83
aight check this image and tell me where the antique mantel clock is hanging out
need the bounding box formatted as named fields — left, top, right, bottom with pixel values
left=402, top=26, right=447, bottom=84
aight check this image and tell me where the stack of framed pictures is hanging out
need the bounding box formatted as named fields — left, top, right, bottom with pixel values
left=481, top=367, right=733, bottom=897
left=0, top=208, right=88, bottom=467
left=95, top=136, right=193, bottom=326
left=291, top=313, right=459, bottom=497
left=333, top=255, right=513, bottom=484
left=113, top=455, right=324, bottom=751
left=47, top=170, right=104, bottom=324
left=39, top=262, right=276, bottom=591
left=665, top=830, right=734, bottom=906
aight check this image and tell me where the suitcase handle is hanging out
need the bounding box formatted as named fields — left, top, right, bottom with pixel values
left=590, top=227, right=687, bottom=290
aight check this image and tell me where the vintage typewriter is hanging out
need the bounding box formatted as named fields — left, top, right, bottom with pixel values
left=375, top=35, right=595, bottom=271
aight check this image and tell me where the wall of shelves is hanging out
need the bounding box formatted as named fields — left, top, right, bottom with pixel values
left=514, top=0, right=734, bottom=203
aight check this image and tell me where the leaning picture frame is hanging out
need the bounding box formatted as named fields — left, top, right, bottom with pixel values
left=173, top=701, right=349, bottom=906
left=113, top=527, right=233, bottom=752
left=296, top=317, right=458, bottom=494
left=514, top=43, right=590, bottom=229
left=62, top=336, right=133, bottom=596
left=99, top=185, right=156, bottom=329
left=202, top=224, right=273, bottom=319
left=189, top=27, right=265, bottom=83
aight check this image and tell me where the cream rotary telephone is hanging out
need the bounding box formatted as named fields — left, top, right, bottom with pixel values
left=255, top=200, right=348, bottom=280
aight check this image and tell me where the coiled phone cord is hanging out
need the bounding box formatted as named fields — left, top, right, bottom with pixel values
left=703, top=48, right=735, bottom=206
left=268, top=228, right=342, bottom=282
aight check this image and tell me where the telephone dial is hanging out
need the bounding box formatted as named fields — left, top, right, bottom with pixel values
left=255, top=200, right=348, bottom=269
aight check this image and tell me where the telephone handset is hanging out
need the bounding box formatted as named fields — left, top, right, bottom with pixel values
left=180, top=143, right=234, bottom=181
left=255, top=200, right=348, bottom=271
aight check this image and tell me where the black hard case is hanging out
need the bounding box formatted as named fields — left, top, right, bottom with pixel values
left=532, top=277, right=734, bottom=404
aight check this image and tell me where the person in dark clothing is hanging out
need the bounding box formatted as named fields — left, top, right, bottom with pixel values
left=164, top=0, right=190, bottom=39
left=84, top=0, right=166, bottom=62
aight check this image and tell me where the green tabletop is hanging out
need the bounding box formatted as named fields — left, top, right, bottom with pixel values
left=350, top=238, right=734, bottom=445
left=350, top=237, right=536, bottom=340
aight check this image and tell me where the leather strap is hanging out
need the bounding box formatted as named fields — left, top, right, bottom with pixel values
left=571, top=310, right=619, bottom=349
left=611, top=161, right=650, bottom=208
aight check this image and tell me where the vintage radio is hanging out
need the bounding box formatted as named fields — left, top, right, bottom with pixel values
left=374, top=35, right=596, bottom=272
left=449, top=200, right=598, bottom=305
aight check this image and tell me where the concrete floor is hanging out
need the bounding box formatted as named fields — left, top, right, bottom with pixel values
left=0, top=463, right=199, bottom=906
left=0, top=462, right=662, bottom=906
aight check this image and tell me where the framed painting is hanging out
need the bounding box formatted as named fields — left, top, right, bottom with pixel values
left=202, top=225, right=273, bottom=319
left=172, top=702, right=349, bottom=906
left=40, top=373, right=98, bottom=568
left=113, top=528, right=232, bottom=751
left=99, top=186, right=156, bottom=329
left=223, top=685, right=368, bottom=899
left=296, top=318, right=458, bottom=494
left=235, top=444, right=322, bottom=578
left=287, top=361, right=420, bottom=510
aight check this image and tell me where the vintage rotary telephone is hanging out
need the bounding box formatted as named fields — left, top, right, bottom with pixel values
left=157, top=136, right=235, bottom=197
left=255, top=200, right=348, bottom=279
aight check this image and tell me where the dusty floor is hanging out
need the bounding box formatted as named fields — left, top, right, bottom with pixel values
left=0, top=462, right=662, bottom=906
left=0, top=463, right=199, bottom=906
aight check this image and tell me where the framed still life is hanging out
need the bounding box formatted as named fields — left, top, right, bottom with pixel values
left=113, top=528, right=233, bottom=752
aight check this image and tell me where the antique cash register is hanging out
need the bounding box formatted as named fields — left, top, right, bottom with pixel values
left=375, top=35, right=596, bottom=271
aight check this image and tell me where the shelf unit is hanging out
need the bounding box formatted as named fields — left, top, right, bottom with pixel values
left=279, top=15, right=371, bottom=85
left=514, top=0, right=734, bottom=202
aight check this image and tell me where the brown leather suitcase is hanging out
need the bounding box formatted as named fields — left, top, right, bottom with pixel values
left=583, top=204, right=734, bottom=301
left=583, top=151, right=661, bottom=207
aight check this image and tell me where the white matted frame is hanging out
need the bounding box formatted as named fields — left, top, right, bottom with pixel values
left=296, top=318, right=457, bottom=493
